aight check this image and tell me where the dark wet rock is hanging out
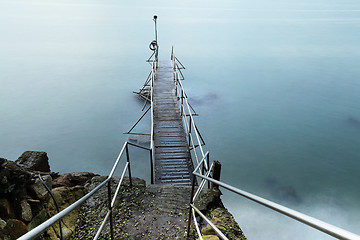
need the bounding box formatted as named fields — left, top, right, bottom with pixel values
left=4, top=219, right=28, bottom=239
left=195, top=188, right=223, bottom=212
left=0, top=158, right=31, bottom=200
left=0, top=199, right=10, bottom=218
left=19, top=200, right=32, bottom=222
left=29, top=177, right=52, bottom=201
left=53, top=172, right=97, bottom=188
left=16, top=151, right=50, bottom=172
left=28, top=207, right=47, bottom=231
left=196, top=189, right=247, bottom=240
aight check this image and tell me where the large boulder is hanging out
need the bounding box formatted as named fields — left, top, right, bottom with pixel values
left=0, top=158, right=32, bottom=199
left=4, top=219, right=28, bottom=240
left=15, top=151, right=50, bottom=172
left=53, top=172, right=97, bottom=188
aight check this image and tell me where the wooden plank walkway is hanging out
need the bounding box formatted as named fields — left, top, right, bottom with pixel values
left=153, top=60, right=193, bottom=185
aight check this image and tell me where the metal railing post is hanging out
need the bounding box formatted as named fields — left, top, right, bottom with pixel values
left=107, top=181, right=114, bottom=240
left=150, top=149, right=154, bottom=184
left=207, top=153, right=210, bottom=189
left=181, top=86, right=184, bottom=116
left=187, top=176, right=196, bottom=238
left=188, top=116, right=192, bottom=147
left=125, top=144, right=132, bottom=186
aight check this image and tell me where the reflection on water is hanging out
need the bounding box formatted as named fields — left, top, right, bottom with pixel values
left=1, top=0, right=360, bottom=239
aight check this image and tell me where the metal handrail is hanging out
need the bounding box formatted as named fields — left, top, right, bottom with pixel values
left=171, top=50, right=209, bottom=172
left=18, top=141, right=139, bottom=240
left=189, top=160, right=360, bottom=240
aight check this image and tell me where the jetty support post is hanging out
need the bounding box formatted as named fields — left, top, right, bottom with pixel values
left=211, top=161, right=221, bottom=190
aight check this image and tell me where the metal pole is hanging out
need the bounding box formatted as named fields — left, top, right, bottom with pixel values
left=187, top=176, right=196, bottom=238
left=107, top=181, right=114, bottom=240
left=125, top=144, right=132, bottom=186
left=153, top=15, right=158, bottom=62
left=188, top=116, right=192, bottom=147
left=207, top=153, right=210, bottom=189
left=150, top=149, right=154, bottom=184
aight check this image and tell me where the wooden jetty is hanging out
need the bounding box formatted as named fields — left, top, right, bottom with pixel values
left=152, top=60, right=193, bottom=185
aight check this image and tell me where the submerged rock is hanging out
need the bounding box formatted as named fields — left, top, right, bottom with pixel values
left=264, top=177, right=302, bottom=204
left=347, top=116, right=360, bottom=126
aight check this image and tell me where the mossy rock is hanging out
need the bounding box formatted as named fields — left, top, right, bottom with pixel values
left=197, top=235, right=220, bottom=240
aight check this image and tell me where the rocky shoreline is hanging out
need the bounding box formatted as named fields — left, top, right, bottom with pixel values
left=0, top=152, right=246, bottom=240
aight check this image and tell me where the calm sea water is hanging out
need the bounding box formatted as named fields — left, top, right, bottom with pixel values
left=1, top=0, right=359, bottom=239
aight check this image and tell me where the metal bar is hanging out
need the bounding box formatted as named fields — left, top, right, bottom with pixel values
left=107, top=181, right=114, bottom=240
left=189, top=132, right=200, bottom=166
left=111, top=162, right=129, bottom=207
left=187, top=176, right=196, bottom=238
left=108, top=142, right=127, bottom=178
left=192, top=162, right=214, bottom=203
left=188, top=116, right=192, bottom=147
left=150, top=60, right=156, bottom=184
left=176, top=79, right=205, bottom=158
left=193, top=152, right=209, bottom=174
left=175, top=56, right=186, bottom=69
left=207, top=154, right=210, bottom=189
left=124, top=132, right=151, bottom=136
left=150, top=149, right=154, bottom=184
left=93, top=210, right=111, bottom=240
left=134, top=92, right=151, bottom=102
left=139, top=71, right=152, bottom=93
left=192, top=208, right=203, bottom=240
left=126, top=105, right=151, bottom=134
left=194, top=123, right=205, bottom=146
left=193, top=172, right=360, bottom=240
left=18, top=178, right=110, bottom=240
left=191, top=204, right=229, bottom=240
left=188, top=101, right=197, bottom=116
left=125, top=144, right=132, bottom=186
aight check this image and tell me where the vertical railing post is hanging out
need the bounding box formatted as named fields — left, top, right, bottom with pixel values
left=187, top=176, right=196, bottom=238
left=125, top=144, right=132, bottom=186
left=181, top=86, right=184, bottom=117
left=188, top=116, right=192, bottom=147
left=207, top=153, right=210, bottom=189
left=201, top=158, right=205, bottom=176
left=107, top=181, right=114, bottom=240
left=150, top=149, right=154, bottom=184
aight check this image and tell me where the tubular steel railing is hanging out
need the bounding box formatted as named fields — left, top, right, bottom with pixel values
left=17, top=141, right=151, bottom=240
left=171, top=48, right=208, bottom=175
